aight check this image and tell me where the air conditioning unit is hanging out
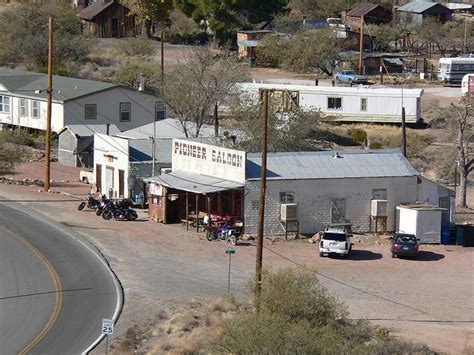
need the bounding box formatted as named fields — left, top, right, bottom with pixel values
left=281, top=203, right=298, bottom=221
left=161, top=168, right=172, bottom=174
left=371, top=200, right=388, bottom=217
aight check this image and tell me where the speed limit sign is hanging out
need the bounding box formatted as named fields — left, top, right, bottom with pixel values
left=102, top=319, right=114, bottom=335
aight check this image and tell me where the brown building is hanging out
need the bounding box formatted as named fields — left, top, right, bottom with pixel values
left=345, top=3, right=392, bottom=32
left=79, top=0, right=135, bottom=38
left=237, top=30, right=272, bottom=60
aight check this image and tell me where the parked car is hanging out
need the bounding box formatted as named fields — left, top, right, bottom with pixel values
left=319, top=224, right=352, bottom=257
left=390, top=233, right=420, bottom=258
left=334, top=70, right=368, bottom=84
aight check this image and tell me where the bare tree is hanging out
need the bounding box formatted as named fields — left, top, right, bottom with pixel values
left=162, top=48, right=248, bottom=137
left=448, top=98, right=473, bottom=207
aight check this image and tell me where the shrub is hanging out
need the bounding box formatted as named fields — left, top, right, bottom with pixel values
left=370, top=142, right=383, bottom=149
left=347, top=128, right=367, bottom=144
left=115, top=36, right=155, bottom=57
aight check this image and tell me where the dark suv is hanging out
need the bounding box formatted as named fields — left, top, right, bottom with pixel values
left=390, top=233, right=420, bottom=258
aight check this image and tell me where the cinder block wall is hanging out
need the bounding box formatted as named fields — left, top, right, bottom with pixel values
left=244, top=176, right=418, bottom=236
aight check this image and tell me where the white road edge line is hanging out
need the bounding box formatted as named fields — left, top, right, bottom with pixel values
left=0, top=198, right=124, bottom=355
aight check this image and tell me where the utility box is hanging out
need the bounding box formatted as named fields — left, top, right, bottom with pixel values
left=280, top=203, right=298, bottom=221
left=371, top=199, right=388, bottom=216
left=396, top=205, right=443, bottom=243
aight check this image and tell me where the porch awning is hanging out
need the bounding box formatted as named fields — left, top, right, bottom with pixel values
left=145, top=170, right=244, bottom=194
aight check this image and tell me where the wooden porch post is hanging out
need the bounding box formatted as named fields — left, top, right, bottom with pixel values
left=218, top=192, right=223, bottom=217
left=186, top=192, right=189, bottom=230
left=231, top=190, right=236, bottom=216
left=163, top=187, right=168, bottom=224
left=207, top=195, right=211, bottom=220
left=195, top=194, right=199, bottom=232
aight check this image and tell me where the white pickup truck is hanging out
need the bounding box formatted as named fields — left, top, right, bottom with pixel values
left=319, top=224, right=353, bottom=257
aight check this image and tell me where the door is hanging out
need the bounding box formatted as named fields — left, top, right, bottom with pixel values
left=96, top=164, right=102, bottom=193
left=118, top=169, right=124, bottom=198
left=106, top=167, right=114, bottom=198
left=330, top=199, right=346, bottom=224
left=439, top=197, right=451, bottom=227
left=111, top=18, right=119, bottom=37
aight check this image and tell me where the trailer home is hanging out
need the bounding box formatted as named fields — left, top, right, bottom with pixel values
left=237, top=83, right=423, bottom=124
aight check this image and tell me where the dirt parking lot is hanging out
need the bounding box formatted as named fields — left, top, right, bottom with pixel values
left=0, top=162, right=472, bottom=354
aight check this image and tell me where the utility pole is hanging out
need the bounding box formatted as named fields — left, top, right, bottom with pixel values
left=44, top=16, right=53, bottom=192
left=359, top=15, right=364, bottom=75
left=254, top=89, right=268, bottom=313
left=151, top=121, right=156, bottom=176
left=464, top=18, right=468, bottom=55
left=401, top=86, right=406, bottom=157
left=214, top=103, right=219, bottom=137
left=161, top=31, right=164, bottom=85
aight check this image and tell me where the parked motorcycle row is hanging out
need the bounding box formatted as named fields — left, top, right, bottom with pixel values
left=78, top=193, right=138, bottom=221
left=203, top=217, right=241, bottom=245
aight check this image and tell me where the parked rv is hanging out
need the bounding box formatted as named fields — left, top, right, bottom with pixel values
left=438, top=57, right=474, bottom=84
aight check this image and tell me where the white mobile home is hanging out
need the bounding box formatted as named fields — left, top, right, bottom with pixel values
left=237, top=83, right=423, bottom=124
left=0, top=68, right=164, bottom=133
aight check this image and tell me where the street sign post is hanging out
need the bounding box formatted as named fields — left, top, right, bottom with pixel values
left=225, top=248, right=235, bottom=293
left=102, top=318, right=114, bottom=355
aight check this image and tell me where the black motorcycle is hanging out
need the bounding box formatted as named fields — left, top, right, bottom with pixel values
left=102, top=200, right=138, bottom=221
left=78, top=193, right=100, bottom=211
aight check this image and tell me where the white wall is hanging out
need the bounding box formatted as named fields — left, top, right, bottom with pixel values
left=93, top=133, right=130, bottom=198
left=65, top=88, right=160, bottom=132
left=244, top=176, right=418, bottom=236
left=0, top=95, right=64, bottom=132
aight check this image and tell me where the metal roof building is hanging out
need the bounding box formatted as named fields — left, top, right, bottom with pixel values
left=397, top=2, right=452, bottom=25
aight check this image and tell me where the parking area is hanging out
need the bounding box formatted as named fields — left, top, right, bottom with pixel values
left=0, top=162, right=472, bottom=354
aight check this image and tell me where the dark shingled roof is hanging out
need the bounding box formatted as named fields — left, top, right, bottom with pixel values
left=346, top=3, right=380, bottom=17
left=79, top=0, right=128, bottom=21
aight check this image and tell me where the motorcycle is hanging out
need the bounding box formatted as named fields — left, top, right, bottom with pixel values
left=205, top=219, right=239, bottom=245
left=96, top=195, right=109, bottom=216
left=78, top=193, right=100, bottom=211
left=102, top=199, right=138, bottom=221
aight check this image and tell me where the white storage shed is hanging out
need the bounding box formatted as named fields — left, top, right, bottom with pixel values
left=396, top=204, right=443, bottom=244
left=237, top=83, right=423, bottom=124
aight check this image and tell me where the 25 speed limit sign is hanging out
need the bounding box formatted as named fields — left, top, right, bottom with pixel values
left=102, top=319, right=114, bottom=335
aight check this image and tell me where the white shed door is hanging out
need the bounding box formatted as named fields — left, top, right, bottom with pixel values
left=106, top=167, right=114, bottom=198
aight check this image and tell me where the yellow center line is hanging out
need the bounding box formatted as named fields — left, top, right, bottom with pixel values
left=0, top=224, right=63, bottom=355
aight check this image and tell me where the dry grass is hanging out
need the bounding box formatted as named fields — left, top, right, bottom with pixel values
left=110, top=296, right=241, bottom=354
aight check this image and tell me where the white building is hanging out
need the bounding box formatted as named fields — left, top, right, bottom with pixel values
left=0, top=68, right=164, bottom=133
left=237, top=83, right=423, bottom=124
left=146, top=141, right=454, bottom=237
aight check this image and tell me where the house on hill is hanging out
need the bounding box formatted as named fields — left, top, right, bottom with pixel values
left=79, top=0, right=135, bottom=38
left=345, top=3, right=392, bottom=31
left=397, top=2, right=452, bottom=26
left=0, top=68, right=164, bottom=133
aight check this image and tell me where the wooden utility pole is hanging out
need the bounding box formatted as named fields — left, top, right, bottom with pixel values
left=358, top=16, right=364, bottom=75
left=254, top=89, right=269, bottom=313
left=161, top=31, right=164, bottom=84
left=44, top=16, right=53, bottom=192
left=214, top=104, right=219, bottom=137
left=401, top=106, right=407, bottom=157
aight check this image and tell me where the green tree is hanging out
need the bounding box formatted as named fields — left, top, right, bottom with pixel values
left=174, top=0, right=289, bottom=46
left=123, top=0, right=174, bottom=37
left=0, top=131, right=24, bottom=173
left=288, top=0, right=358, bottom=19
left=162, top=48, right=247, bottom=137
left=0, top=1, right=90, bottom=73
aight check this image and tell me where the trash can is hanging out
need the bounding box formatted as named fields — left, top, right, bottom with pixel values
left=441, top=227, right=451, bottom=245
left=456, top=225, right=474, bottom=247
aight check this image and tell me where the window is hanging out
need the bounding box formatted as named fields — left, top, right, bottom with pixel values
left=32, top=100, right=40, bottom=118
left=327, top=97, right=342, bottom=110
left=280, top=191, right=295, bottom=204
left=120, top=102, right=131, bottom=122
left=372, top=189, right=387, bottom=200
left=155, top=102, right=166, bottom=121
left=85, top=104, right=97, bottom=119
left=19, top=98, right=28, bottom=117
left=360, top=98, right=367, bottom=112
left=0, top=96, right=10, bottom=113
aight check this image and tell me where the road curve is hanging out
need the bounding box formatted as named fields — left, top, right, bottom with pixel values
left=0, top=199, right=122, bottom=354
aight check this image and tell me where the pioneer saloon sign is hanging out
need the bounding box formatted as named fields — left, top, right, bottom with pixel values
left=172, top=139, right=246, bottom=183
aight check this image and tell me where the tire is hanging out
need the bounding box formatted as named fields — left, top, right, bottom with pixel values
left=78, top=201, right=86, bottom=211
left=319, top=252, right=324, bottom=257
left=102, top=210, right=112, bottom=220
left=96, top=208, right=102, bottom=216
left=391, top=253, right=396, bottom=258
left=206, top=231, right=213, bottom=241
left=218, top=232, right=226, bottom=242
left=229, top=234, right=237, bottom=245
left=127, top=212, right=137, bottom=221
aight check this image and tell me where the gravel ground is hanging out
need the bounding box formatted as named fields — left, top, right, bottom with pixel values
left=0, top=162, right=472, bottom=354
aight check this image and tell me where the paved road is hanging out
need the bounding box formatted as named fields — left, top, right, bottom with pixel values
left=0, top=200, right=121, bottom=354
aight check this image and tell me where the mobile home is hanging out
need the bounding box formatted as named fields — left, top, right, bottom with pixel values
left=238, top=83, right=423, bottom=124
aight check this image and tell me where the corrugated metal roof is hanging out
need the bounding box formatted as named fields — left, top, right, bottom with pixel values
left=397, top=2, right=447, bottom=13
left=59, top=124, right=120, bottom=137
left=246, top=149, right=419, bottom=180
left=145, top=170, right=244, bottom=194
left=117, top=119, right=218, bottom=139
left=347, top=3, right=380, bottom=17
left=0, top=67, right=117, bottom=102
left=79, top=0, right=117, bottom=20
